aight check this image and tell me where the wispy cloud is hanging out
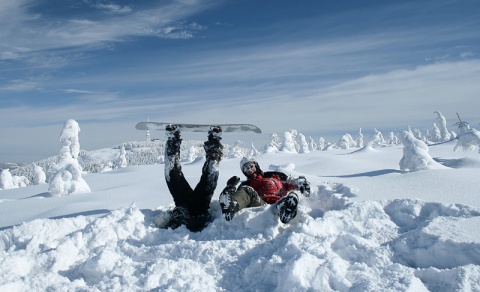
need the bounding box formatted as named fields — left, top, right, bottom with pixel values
left=90, top=2, right=133, bottom=15
left=0, top=79, right=39, bottom=91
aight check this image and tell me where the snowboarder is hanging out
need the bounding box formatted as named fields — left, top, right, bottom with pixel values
left=159, top=124, right=223, bottom=232
left=219, top=157, right=310, bottom=224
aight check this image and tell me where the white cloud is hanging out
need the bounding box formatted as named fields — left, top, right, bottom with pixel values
left=92, top=3, right=133, bottom=15
left=0, top=79, right=39, bottom=91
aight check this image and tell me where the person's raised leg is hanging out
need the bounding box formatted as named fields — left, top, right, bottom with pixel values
left=164, top=124, right=193, bottom=208
left=188, top=126, right=223, bottom=217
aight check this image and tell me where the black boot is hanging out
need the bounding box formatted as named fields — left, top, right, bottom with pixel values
left=204, top=126, right=223, bottom=161
left=165, top=124, right=182, bottom=156
left=219, top=187, right=239, bottom=221
left=278, top=192, right=299, bottom=224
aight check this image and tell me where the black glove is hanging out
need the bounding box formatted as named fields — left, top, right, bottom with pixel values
left=298, top=176, right=311, bottom=197
left=227, top=176, right=240, bottom=187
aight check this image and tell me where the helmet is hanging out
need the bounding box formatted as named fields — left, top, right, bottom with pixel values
left=240, top=157, right=262, bottom=176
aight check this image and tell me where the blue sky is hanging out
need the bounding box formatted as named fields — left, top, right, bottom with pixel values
left=1, top=0, right=479, bottom=162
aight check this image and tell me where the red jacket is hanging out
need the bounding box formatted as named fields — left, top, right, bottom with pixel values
left=241, top=171, right=296, bottom=204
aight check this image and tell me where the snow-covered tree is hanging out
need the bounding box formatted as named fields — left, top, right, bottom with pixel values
left=356, top=128, right=364, bottom=148
left=185, top=146, right=197, bottom=162
left=387, top=132, right=399, bottom=145
left=13, top=176, right=29, bottom=188
left=0, top=169, right=15, bottom=190
left=338, top=133, right=356, bottom=150
left=298, top=133, right=310, bottom=153
left=280, top=131, right=297, bottom=153
left=434, top=111, right=451, bottom=142
left=59, top=119, right=81, bottom=159
left=367, top=129, right=385, bottom=148
left=454, top=126, right=480, bottom=153
left=249, top=143, right=261, bottom=157
left=289, top=129, right=300, bottom=152
left=317, top=137, right=326, bottom=151
left=263, top=133, right=280, bottom=153
left=399, top=131, right=436, bottom=171
left=429, top=123, right=441, bottom=143
left=117, top=144, right=128, bottom=168
left=413, top=128, right=424, bottom=141
left=32, top=163, right=46, bottom=184
left=227, top=141, right=244, bottom=158
left=308, top=136, right=317, bottom=151
left=0, top=169, right=29, bottom=190
left=48, top=119, right=91, bottom=195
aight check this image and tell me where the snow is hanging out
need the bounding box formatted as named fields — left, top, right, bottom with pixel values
left=1, top=139, right=480, bottom=291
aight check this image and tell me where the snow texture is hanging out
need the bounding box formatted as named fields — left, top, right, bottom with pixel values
left=1, top=137, right=480, bottom=291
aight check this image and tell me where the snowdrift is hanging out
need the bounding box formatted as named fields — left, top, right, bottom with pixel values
left=1, top=142, right=480, bottom=291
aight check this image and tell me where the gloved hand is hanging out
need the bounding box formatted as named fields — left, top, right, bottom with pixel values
left=227, top=176, right=240, bottom=187
left=298, top=176, right=311, bottom=197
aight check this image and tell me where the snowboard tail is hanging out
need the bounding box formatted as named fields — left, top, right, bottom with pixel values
left=136, top=122, right=262, bottom=133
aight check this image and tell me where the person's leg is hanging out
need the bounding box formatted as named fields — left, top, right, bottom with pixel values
left=164, top=124, right=193, bottom=208
left=187, top=126, right=223, bottom=217
left=220, top=185, right=265, bottom=221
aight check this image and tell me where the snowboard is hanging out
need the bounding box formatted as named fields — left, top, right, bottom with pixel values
left=135, top=122, right=262, bottom=133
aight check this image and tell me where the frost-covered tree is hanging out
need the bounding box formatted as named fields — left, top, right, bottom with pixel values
left=430, top=123, right=441, bottom=142
left=249, top=143, right=261, bottom=157
left=367, top=129, right=385, bottom=148
left=413, top=128, right=425, bottom=141
left=290, top=130, right=301, bottom=152
left=387, top=132, right=399, bottom=145
left=227, top=141, right=244, bottom=158
left=263, top=133, right=280, bottom=153
left=185, top=146, right=197, bottom=162
left=399, top=131, right=436, bottom=171
left=0, top=169, right=29, bottom=190
left=280, top=131, right=297, bottom=153
left=298, top=133, right=310, bottom=153
left=48, top=119, right=91, bottom=195
left=317, top=137, right=326, bottom=151
left=117, top=144, right=128, bottom=168
left=0, top=169, right=15, bottom=190
left=338, top=133, right=356, bottom=150
left=59, top=119, right=81, bottom=159
left=32, top=163, right=46, bottom=184
left=308, top=136, right=317, bottom=151
left=356, top=128, right=364, bottom=148
left=453, top=126, right=480, bottom=153
left=434, top=111, right=451, bottom=142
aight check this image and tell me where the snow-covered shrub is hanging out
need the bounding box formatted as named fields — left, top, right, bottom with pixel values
left=399, top=131, right=436, bottom=171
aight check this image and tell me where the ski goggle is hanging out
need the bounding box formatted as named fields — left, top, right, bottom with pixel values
left=242, top=162, right=255, bottom=172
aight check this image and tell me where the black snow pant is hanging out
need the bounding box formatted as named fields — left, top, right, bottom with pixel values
left=164, top=140, right=220, bottom=216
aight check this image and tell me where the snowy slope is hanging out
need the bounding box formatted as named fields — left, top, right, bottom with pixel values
left=1, top=141, right=480, bottom=291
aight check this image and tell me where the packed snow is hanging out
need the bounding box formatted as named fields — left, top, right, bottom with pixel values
left=1, top=120, right=480, bottom=291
